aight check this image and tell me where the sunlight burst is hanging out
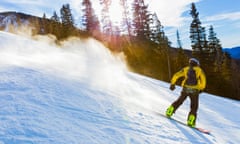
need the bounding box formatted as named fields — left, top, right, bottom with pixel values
left=109, top=2, right=123, bottom=24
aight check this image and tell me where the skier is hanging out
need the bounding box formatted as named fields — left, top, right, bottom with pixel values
left=166, top=58, right=206, bottom=127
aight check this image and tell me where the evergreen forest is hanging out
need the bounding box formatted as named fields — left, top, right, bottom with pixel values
left=1, top=1, right=239, bottom=100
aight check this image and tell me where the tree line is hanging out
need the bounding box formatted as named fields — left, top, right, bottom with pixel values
left=36, top=0, right=239, bottom=100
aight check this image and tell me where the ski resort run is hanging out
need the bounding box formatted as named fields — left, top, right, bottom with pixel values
left=0, top=31, right=239, bottom=143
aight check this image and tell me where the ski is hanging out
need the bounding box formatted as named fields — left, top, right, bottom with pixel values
left=155, top=112, right=211, bottom=135
left=194, top=127, right=210, bottom=134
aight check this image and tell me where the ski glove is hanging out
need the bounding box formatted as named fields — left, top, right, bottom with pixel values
left=170, top=84, right=175, bottom=91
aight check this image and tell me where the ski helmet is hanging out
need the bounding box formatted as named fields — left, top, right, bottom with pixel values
left=189, top=58, right=200, bottom=66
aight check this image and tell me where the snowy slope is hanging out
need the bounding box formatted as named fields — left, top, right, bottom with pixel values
left=0, top=31, right=239, bottom=144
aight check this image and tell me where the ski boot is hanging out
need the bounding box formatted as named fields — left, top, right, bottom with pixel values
left=187, top=114, right=196, bottom=127
left=166, top=105, right=174, bottom=118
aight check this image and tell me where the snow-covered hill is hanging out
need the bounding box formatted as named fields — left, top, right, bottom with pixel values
left=0, top=12, right=33, bottom=33
left=0, top=31, right=239, bottom=144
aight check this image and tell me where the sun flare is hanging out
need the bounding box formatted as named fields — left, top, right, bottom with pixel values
left=108, top=2, right=123, bottom=24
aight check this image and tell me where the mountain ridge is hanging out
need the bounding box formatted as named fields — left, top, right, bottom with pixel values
left=223, top=46, right=240, bottom=59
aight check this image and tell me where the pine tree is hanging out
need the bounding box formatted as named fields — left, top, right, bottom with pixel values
left=40, top=13, right=48, bottom=34
left=120, top=0, right=132, bottom=39
left=208, top=25, right=221, bottom=53
left=176, top=30, right=182, bottom=49
left=82, top=0, right=100, bottom=35
left=176, top=30, right=187, bottom=70
left=208, top=25, right=223, bottom=72
left=60, top=4, right=75, bottom=38
left=189, top=3, right=206, bottom=53
left=50, top=11, right=61, bottom=38
left=150, top=13, right=164, bottom=44
left=51, top=11, right=60, bottom=22
left=148, top=12, right=170, bottom=55
left=99, top=0, right=113, bottom=35
left=148, top=12, right=171, bottom=80
left=132, top=0, right=151, bottom=41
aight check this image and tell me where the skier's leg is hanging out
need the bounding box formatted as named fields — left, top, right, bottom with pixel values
left=166, top=90, right=187, bottom=117
left=187, top=93, right=199, bottom=127
left=171, top=91, right=188, bottom=112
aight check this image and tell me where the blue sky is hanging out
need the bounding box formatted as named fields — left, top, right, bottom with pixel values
left=0, top=0, right=239, bottom=49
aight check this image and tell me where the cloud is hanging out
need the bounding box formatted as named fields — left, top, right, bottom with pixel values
left=1, top=0, right=200, bottom=28
left=140, top=0, right=201, bottom=49
left=205, top=11, right=240, bottom=22
left=69, top=0, right=82, bottom=15
left=0, top=6, right=9, bottom=12
left=147, top=0, right=200, bottom=27
left=0, top=0, right=71, bottom=17
left=1, top=0, right=238, bottom=49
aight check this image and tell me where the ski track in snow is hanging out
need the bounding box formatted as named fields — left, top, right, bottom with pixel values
left=0, top=31, right=239, bottom=144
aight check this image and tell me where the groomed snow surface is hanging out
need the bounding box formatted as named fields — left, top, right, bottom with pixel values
left=0, top=31, right=239, bottom=144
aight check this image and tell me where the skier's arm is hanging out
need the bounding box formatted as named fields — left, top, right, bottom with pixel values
left=170, top=68, right=185, bottom=85
left=199, top=69, right=207, bottom=90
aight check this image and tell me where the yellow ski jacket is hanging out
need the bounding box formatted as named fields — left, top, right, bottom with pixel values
left=170, top=66, right=206, bottom=91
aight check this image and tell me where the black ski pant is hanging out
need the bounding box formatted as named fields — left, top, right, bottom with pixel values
left=171, top=88, right=199, bottom=120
